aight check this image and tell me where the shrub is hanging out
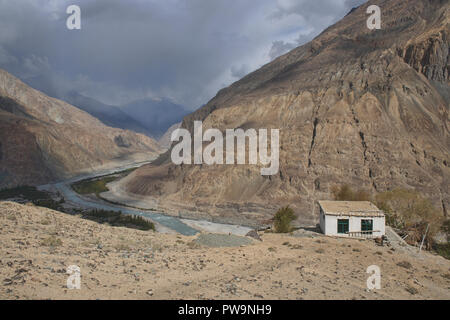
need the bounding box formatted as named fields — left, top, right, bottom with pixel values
left=40, top=236, right=63, bottom=247
left=433, top=243, right=450, bottom=260
left=405, top=285, right=419, bottom=295
left=375, top=189, right=443, bottom=249
left=331, top=185, right=371, bottom=201
left=273, top=206, right=297, bottom=233
left=397, top=261, right=413, bottom=269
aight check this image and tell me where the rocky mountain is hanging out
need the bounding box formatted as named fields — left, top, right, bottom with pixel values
left=0, top=69, right=161, bottom=188
left=121, top=98, right=189, bottom=139
left=117, top=0, right=449, bottom=225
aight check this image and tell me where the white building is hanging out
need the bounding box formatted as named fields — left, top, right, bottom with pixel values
left=318, top=201, right=385, bottom=238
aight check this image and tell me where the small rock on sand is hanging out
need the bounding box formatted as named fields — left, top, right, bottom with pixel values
left=246, top=230, right=262, bottom=241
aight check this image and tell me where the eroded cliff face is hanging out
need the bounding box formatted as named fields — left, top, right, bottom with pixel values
left=0, top=70, right=161, bottom=188
left=122, top=0, right=449, bottom=224
left=400, top=30, right=449, bottom=82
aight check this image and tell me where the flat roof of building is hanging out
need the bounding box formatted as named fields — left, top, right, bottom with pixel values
left=318, top=201, right=385, bottom=217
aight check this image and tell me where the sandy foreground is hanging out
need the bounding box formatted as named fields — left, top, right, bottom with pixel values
left=0, top=201, right=449, bottom=300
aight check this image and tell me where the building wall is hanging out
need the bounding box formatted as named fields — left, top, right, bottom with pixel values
left=319, top=207, right=325, bottom=234
left=324, top=215, right=385, bottom=238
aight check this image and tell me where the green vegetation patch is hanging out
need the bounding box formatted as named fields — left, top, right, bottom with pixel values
left=71, top=168, right=137, bottom=196
left=331, top=184, right=371, bottom=201
left=82, top=209, right=155, bottom=231
left=33, top=199, right=65, bottom=211
left=273, top=206, right=297, bottom=233
left=0, top=186, right=52, bottom=201
left=71, top=177, right=117, bottom=195
left=433, top=243, right=450, bottom=260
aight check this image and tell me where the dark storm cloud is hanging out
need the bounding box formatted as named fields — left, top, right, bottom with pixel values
left=269, top=40, right=297, bottom=60
left=267, top=0, right=367, bottom=59
left=0, top=0, right=368, bottom=109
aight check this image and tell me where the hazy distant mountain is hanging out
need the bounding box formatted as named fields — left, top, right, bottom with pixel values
left=22, top=75, right=61, bottom=100
left=121, top=98, right=189, bottom=139
left=21, top=76, right=188, bottom=139
left=0, top=69, right=160, bottom=188
left=63, top=91, right=151, bottom=136
left=158, top=122, right=182, bottom=150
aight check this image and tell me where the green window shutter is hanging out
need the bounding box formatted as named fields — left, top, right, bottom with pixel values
left=337, top=219, right=349, bottom=234
left=361, top=220, right=373, bottom=234
left=361, top=219, right=373, bottom=231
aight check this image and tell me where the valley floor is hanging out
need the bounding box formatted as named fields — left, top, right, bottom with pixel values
left=0, top=201, right=449, bottom=300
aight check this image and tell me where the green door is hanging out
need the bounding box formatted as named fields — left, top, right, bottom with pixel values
left=337, top=219, right=349, bottom=234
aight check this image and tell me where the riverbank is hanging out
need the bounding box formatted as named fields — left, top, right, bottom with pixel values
left=102, top=178, right=269, bottom=229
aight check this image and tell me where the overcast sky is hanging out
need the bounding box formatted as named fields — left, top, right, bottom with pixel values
left=0, top=0, right=366, bottom=109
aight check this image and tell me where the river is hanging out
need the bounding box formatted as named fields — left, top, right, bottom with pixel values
left=38, top=161, right=251, bottom=236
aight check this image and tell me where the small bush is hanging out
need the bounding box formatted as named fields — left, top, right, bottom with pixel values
left=397, top=261, right=413, bottom=269
left=40, top=218, right=51, bottom=225
left=433, top=243, right=450, bottom=260
left=331, top=185, right=371, bottom=201
left=273, top=206, right=297, bottom=233
left=187, top=241, right=201, bottom=249
left=40, top=236, right=62, bottom=247
left=405, top=285, right=419, bottom=295
left=114, top=243, right=131, bottom=251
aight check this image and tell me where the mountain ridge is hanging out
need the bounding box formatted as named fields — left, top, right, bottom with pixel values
left=121, top=98, right=189, bottom=139
left=63, top=91, right=152, bottom=136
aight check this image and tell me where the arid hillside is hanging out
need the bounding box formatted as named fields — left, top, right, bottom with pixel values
left=0, top=69, right=161, bottom=188
left=119, top=0, right=449, bottom=225
left=0, top=201, right=449, bottom=300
